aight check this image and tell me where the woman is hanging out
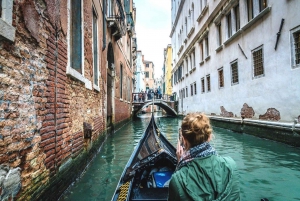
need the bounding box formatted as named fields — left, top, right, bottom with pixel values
left=168, top=113, right=240, bottom=201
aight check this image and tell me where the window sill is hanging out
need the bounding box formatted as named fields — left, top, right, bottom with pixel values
left=199, top=61, right=204, bottom=66
left=231, top=82, right=239, bottom=86
left=253, top=74, right=265, bottom=79
left=67, top=67, right=92, bottom=90
left=292, top=64, right=300, bottom=69
left=197, top=5, right=208, bottom=22
left=93, top=84, right=100, bottom=92
left=205, top=55, right=211, bottom=61
left=0, top=19, right=16, bottom=42
left=242, top=7, right=271, bottom=32
left=224, top=29, right=242, bottom=46
left=215, top=45, right=223, bottom=52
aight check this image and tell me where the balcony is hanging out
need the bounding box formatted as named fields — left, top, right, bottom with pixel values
left=107, top=0, right=126, bottom=41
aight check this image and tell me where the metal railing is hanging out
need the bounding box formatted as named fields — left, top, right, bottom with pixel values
left=132, top=92, right=176, bottom=103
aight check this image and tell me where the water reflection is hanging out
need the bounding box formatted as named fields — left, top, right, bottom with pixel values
left=60, top=113, right=300, bottom=201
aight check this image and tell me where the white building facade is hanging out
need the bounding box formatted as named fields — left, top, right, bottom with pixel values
left=171, top=0, right=300, bottom=122
left=135, top=50, right=145, bottom=92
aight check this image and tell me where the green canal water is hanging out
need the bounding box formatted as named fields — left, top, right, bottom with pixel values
left=60, top=113, right=300, bottom=201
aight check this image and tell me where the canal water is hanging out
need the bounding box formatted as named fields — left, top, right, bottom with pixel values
left=60, top=113, right=300, bottom=201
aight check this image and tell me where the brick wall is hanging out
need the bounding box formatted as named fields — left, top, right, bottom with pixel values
left=0, top=0, right=134, bottom=200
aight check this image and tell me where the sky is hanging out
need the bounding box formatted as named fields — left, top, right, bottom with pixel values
left=134, top=0, right=171, bottom=79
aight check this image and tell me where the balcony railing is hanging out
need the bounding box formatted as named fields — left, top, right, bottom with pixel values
left=107, top=0, right=126, bottom=40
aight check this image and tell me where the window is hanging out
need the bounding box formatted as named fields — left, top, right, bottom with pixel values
left=183, top=89, right=185, bottom=98
left=218, top=68, right=224, bottom=88
left=217, top=23, right=222, bottom=46
left=259, top=0, right=267, bottom=12
left=205, top=36, right=209, bottom=57
left=247, top=0, right=253, bottom=21
left=186, top=87, right=188, bottom=97
left=234, top=4, right=240, bottom=31
left=291, top=27, right=300, bottom=68
left=70, top=0, right=83, bottom=73
left=93, top=8, right=99, bottom=88
left=200, top=42, right=204, bottom=61
left=231, top=60, right=239, bottom=84
left=252, top=46, right=264, bottom=77
left=194, top=82, right=197, bottom=95
left=146, top=63, right=149, bottom=67
left=193, top=51, right=195, bottom=68
left=191, top=84, right=193, bottom=96
left=206, top=75, right=211, bottom=92
left=145, top=71, right=149, bottom=78
left=227, top=12, right=232, bottom=38
left=201, top=78, right=205, bottom=93
left=120, top=64, right=123, bottom=98
left=0, top=0, right=2, bottom=17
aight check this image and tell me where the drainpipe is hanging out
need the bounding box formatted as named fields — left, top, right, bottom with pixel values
left=102, top=0, right=106, bottom=51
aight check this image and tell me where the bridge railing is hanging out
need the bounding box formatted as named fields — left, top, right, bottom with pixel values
left=132, top=92, right=176, bottom=103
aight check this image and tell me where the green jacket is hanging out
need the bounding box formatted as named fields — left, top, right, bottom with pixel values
left=168, top=155, right=240, bottom=201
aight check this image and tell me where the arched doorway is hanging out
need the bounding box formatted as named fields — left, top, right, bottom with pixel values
left=107, top=43, right=114, bottom=128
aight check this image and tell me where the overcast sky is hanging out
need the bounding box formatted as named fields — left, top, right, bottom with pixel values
left=134, top=0, right=171, bottom=78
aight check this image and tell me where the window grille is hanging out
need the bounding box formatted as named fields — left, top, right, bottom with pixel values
left=294, top=31, right=300, bottom=65
left=252, top=47, right=264, bottom=77
left=194, top=83, right=197, bottom=94
left=191, top=85, right=193, bottom=96
left=206, top=75, right=211, bottom=92
left=201, top=78, right=205, bottom=93
left=231, top=61, right=239, bottom=84
left=218, top=68, right=224, bottom=88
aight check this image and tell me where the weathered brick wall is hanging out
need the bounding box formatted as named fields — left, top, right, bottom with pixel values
left=0, top=0, right=113, bottom=200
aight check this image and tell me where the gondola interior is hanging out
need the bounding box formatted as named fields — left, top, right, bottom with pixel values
left=112, top=115, right=177, bottom=201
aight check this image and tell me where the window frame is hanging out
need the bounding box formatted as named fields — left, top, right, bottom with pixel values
left=92, top=6, right=100, bottom=91
left=230, top=60, right=239, bottom=85
left=201, top=77, right=205, bottom=93
left=206, top=75, right=211, bottom=92
left=218, top=67, right=224, bottom=88
left=252, top=45, right=265, bottom=78
left=291, top=26, right=300, bottom=68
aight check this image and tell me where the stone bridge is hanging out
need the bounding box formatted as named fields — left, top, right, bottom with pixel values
left=132, top=93, right=178, bottom=117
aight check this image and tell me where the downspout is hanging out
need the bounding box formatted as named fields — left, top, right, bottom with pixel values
left=102, top=0, right=106, bottom=51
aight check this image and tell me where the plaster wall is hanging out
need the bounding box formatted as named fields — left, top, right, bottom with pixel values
left=171, top=0, right=300, bottom=122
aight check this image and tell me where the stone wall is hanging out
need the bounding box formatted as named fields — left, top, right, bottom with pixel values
left=0, top=0, right=133, bottom=200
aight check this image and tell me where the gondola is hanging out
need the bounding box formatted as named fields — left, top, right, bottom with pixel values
left=111, top=114, right=177, bottom=201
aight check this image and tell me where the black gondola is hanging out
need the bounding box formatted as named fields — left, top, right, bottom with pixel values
left=111, top=115, right=177, bottom=201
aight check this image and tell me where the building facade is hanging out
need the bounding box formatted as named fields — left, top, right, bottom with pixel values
left=0, top=0, right=136, bottom=200
left=134, top=50, right=145, bottom=92
left=143, top=60, right=155, bottom=91
left=171, top=0, right=300, bottom=123
left=163, top=44, right=173, bottom=96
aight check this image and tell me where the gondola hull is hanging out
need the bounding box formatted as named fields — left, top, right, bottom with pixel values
left=111, top=115, right=177, bottom=201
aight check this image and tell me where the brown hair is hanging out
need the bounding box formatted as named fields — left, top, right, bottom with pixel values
left=181, top=113, right=212, bottom=147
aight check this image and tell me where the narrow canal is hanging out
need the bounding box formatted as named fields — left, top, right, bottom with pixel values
left=60, top=113, right=300, bottom=201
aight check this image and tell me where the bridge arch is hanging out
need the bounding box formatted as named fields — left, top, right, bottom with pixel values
left=133, top=100, right=177, bottom=117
